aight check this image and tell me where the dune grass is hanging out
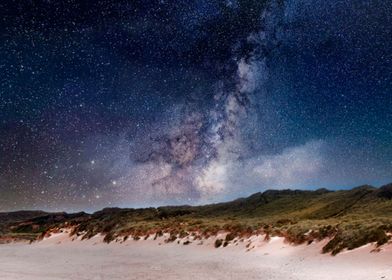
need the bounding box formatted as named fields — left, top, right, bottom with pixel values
left=2, top=183, right=392, bottom=254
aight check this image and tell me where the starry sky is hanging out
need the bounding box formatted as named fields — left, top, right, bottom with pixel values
left=0, top=0, right=391, bottom=212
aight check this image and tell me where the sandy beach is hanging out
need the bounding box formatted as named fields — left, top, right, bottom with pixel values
left=0, top=232, right=391, bottom=280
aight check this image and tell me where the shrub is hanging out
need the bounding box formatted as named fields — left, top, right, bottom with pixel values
left=225, top=233, right=236, bottom=242
left=215, top=239, right=223, bottom=248
left=103, top=232, right=114, bottom=243
left=165, top=233, right=177, bottom=243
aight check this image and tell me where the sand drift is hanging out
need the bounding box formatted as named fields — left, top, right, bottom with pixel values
left=0, top=232, right=392, bottom=280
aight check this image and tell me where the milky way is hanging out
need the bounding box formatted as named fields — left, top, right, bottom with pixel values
left=0, top=0, right=391, bottom=211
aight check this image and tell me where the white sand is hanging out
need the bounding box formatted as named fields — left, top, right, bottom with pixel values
left=0, top=232, right=391, bottom=280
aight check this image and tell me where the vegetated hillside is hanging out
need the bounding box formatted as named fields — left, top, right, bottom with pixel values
left=1, top=183, right=392, bottom=255
left=0, top=211, right=89, bottom=242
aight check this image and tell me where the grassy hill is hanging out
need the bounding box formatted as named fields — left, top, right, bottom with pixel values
left=1, top=183, right=392, bottom=255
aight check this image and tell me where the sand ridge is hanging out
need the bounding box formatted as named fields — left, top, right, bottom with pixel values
left=0, top=230, right=392, bottom=279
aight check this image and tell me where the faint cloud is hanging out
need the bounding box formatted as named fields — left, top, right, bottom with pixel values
left=252, top=140, right=325, bottom=187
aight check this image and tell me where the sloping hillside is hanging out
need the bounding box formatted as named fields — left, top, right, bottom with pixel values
left=1, top=183, right=392, bottom=254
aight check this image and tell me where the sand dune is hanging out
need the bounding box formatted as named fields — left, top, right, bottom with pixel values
left=0, top=232, right=391, bottom=280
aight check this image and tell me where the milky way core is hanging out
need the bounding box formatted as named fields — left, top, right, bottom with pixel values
left=0, top=0, right=391, bottom=211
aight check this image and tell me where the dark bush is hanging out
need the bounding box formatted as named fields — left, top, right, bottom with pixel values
left=215, top=239, right=223, bottom=248
left=103, top=232, right=114, bottom=243
left=225, top=233, right=236, bottom=242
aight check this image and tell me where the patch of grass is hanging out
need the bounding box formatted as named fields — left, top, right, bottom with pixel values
left=322, top=225, right=390, bottom=255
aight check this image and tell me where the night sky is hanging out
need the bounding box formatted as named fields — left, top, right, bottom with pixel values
left=1, top=0, right=391, bottom=212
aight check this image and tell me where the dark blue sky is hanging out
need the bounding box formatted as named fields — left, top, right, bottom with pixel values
left=0, top=0, right=391, bottom=211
